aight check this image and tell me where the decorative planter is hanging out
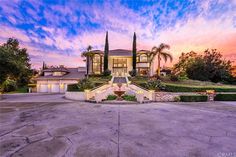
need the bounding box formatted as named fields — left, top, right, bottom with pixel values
left=65, top=92, right=85, bottom=101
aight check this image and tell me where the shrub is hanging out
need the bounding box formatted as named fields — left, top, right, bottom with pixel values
left=2, top=79, right=17, bottom=92
left=67, top=79, right=95, bottom=92
left=122, top=95, right=137, bottom=101
left=144, top=80, right=165, bottom=91
left=107, top=95, right=117, bottom=100
left=103, top=69, right=111, bottom=76
left=129, top=69, right=137, bottom=77
left=180, top=95, right=208, bottom=102
left=94, top=82, right=104, bottom=88
left=170, top=74, right=179, bottom=81
left=178, top=75, right=188, bottom=80
left=164, top=83, right=236, bottom=92
left=67, top=84, right=80, bottom=91
left=174, top=96, right=181, bottom=102
left=214, top=94, right=236, bottom=101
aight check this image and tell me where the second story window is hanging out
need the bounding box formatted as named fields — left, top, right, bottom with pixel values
left=53, top=72, right=63, bottom=76
left=137, top=54, right=148, bottom=62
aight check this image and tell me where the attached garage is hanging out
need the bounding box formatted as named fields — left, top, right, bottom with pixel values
left=39, top=84, right=48, bottom=93
left=51, top=84, right=60, bottom=93
left=36, top=67, right=85, bottom=93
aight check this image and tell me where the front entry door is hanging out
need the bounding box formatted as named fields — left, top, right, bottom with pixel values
left=112, top=58, right=127, bottom=76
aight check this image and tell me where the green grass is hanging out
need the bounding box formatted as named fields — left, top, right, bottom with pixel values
left=163, top=83, right=236, bottom=92
left=87, top=76, right=112, bottom=84
left=5, top=87, right=28, bottom=94
left=130, top=76, right=236, bottom=92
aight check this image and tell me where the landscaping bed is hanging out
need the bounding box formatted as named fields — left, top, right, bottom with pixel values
left=164, top=83, right=236, bottom=92
left=67, top=78, right=105, bottom=92
left=130, top=76, right=236, bottom=92
left=214, top=94, right=236, bottom=101
left=180, top=95, right=208, bottom=102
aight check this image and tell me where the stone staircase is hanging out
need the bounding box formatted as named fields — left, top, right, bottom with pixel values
left=85, top=76, right=154, bottom=103
left=113, top=77, right=127, bottom=84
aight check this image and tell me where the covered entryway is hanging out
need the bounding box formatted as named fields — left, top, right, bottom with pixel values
left=112, top=58, right=127, bottom=76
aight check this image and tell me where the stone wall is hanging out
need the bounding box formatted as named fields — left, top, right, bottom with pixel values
left=65, top=92, right=85, bottom=101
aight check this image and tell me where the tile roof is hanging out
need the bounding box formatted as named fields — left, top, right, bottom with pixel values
left=36, top=68, right=85, bottom=80
left=109, top=49, right=132, bottom=56
left=88, top=49, right=150, bottom=57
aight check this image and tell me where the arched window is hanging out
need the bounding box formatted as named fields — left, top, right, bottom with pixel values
left=93, top=54, right=101, bottom=74
left=139, top=54, right=148, bottom=62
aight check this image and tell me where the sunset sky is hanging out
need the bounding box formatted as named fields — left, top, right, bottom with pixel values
left=0, top=0, right=235, bottom=69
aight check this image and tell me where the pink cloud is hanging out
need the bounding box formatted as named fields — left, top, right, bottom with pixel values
left=0, top=25, right=30, bottom=42
left=137, top=16, right=236, bottom=67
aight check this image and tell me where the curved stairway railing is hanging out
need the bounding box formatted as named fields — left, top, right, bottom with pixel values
left=86, top=76, right=155, bottom=103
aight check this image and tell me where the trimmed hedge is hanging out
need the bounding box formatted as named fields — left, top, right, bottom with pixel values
left=107, top=95, right=117, bottom=100
left=214, top=94, right=236, bottom=101
left=67, top=84, right=80, bottom=91
left=122, top=95, right=137, bottom=101
left=180, top=95, right=208, bottom=102
left=164, top=83, right=236, bottom=92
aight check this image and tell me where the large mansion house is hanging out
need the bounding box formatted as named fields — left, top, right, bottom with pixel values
left=36, top=49, right=155, bottom=93
left=87, top=49, right=154, bottom=76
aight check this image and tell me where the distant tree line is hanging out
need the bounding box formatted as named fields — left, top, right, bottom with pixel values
left=173, top=49, right=235, bottom=84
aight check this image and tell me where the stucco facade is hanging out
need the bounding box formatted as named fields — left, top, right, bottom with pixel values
left=88, top=49, right=152, bottom=76
left=36, top=67, right=85, bottom=93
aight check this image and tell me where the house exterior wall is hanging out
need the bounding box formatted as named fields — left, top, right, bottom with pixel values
left=108, top=56, right=132, bottom=75
left=44, top=72, right=53, bottom=76
left=136, top=62, right=150, bottom=68
left=37, top=79, right=78, bottom=93
left=87, top=51, right=155, bottom=76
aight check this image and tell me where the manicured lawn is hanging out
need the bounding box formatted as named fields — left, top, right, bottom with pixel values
left=163, top=82, right=236, bottom=92
left=130, top=76, right=236, bottom=92
left=88, top=75, right=112, bottom=84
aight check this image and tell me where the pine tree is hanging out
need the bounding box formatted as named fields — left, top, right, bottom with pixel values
left=104, top=31, right=109, bottom=72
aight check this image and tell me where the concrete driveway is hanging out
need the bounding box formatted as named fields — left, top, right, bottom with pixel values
left=0, top=94, right=236, bottom=157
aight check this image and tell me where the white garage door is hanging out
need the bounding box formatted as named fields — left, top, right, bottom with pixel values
left=40, top=84, right=48, bottom=93
left=51, top=84, right=60, bottom=93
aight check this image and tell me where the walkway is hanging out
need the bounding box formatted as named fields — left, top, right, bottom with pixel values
left=0, top=94, right=235, bottom=157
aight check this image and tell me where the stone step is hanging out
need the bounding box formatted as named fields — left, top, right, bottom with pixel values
left=113, top=77, right=127, bottom=84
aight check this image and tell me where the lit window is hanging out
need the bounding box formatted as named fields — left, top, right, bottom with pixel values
left=53, top=72, right=63, bottom=76
left=93, top=54, right=101, bottom=74
left=139, top=54, right=148, bottom=62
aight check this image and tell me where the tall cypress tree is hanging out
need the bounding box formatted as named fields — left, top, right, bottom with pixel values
left=104, top=31, right=109, bottom=72
left=132, top=32, right=137, bottom=73
left=42, top=61, right=47, bottom=70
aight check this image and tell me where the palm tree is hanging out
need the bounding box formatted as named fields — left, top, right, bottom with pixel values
left=81, top=45, right=93, bottom=78
left=151, top=43, right=173, bottom=77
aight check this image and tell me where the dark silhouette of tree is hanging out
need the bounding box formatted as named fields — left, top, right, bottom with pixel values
left=104, top=31, right=109, bottom=72
left=132, top=32, right=137, bottom=76
left=151, top=43, right=173, bottom=76
left=0, top=38, right=32, bottom=86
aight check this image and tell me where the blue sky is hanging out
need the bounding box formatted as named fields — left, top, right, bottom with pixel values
left=0, top=0, right=235, bottom=68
